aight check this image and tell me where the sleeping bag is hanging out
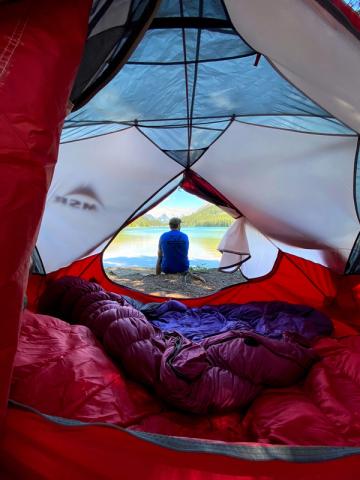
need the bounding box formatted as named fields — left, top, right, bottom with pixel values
left=37, top=276, right=324, bottom=413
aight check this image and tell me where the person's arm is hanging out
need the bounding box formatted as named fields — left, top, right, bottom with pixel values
left=156, top=245, right=162, bottom=275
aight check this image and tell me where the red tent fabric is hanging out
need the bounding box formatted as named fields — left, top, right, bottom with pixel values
left=0, top=0, right=92, bottom=420
left=29, top=251, right=359, bottom=332
left=2, top=405, right=360, bottom=480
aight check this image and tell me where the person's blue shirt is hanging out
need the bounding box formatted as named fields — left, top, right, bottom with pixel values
left=159, top=230, right=189, bottom=273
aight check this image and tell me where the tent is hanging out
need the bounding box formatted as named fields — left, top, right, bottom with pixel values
left=1, top=0, right=360, bottom=478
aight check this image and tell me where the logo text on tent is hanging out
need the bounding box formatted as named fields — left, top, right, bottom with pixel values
left=54, top=196, right=97, bottom=211
left=53, top=186, right=104, bottom=212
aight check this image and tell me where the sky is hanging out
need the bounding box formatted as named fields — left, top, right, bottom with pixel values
left=343, top=0, right=359, bottom=10
left=150, top=187, right=206, bottom=218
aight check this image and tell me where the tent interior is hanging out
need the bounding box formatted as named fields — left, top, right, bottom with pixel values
left=2, top=0, right=360, bottom=478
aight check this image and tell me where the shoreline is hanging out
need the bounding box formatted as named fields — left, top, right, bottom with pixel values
left=105, top=266, right=245, bottom=298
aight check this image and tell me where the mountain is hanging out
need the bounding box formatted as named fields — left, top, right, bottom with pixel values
left=158, top=214, right=169, bottom=223
left=128, top=215, right=163, bottom=227
left=181, top=204, right=233, bottom=227
left=129, top=212, right=169, bottom=227
left=129, top=204, right=234, bottom=228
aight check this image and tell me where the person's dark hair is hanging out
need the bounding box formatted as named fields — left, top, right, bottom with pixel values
left=169, top=217, right=181, bottom=228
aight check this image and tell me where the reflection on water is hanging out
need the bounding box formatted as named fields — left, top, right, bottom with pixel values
left=104, top=227, right=227, bottom=268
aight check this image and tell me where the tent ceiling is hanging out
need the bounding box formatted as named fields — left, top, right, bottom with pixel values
left=224, top=0, right=360, bottom=133
left=70, top=0, right=161, bottom=108
left=63, top=0, right=356, bottom=154
left=38, top=0, right=360, bottom=275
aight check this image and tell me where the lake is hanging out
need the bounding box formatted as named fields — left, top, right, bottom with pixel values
left=104, top=226, right=228, bottom=269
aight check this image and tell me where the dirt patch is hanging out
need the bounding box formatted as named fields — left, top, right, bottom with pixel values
left=105, top=266, right=246, bottom=298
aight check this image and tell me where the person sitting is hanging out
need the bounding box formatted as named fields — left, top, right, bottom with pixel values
left=156, top=217, right=189, bottom=275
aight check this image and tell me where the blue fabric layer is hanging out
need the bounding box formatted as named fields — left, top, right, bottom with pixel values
left=143, top=300, right=333, bottom=343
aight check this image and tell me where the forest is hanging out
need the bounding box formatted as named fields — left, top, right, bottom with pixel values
left=129, top=204, right=233, bottom=227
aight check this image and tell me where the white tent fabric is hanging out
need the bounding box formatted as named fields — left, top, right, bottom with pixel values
left=38, top=121, right=359, bottom=274
left=224, top=0, right=360, bottom=133
left=216, top=217, right=280, bottom=278
left=238, top=221, right=279, bottom=279
left=194, top=121, right=359, bottom=273
left=216, top=215, right=348, bottom=279
left=37, top=128, right=183, bottom=272
left=217, top=217, right=250, bottom=273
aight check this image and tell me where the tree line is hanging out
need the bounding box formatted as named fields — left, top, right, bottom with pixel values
left=129, top=204, right=233, bottom=228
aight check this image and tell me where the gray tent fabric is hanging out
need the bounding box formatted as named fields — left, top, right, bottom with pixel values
left=70, top=0, right=161, bottom=108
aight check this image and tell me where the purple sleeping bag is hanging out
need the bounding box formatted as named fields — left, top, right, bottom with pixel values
left=39, top=276, right=330, bottom=414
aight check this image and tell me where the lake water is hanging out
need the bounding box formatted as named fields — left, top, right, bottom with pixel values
left=104, top=227, right=228, bottom=269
